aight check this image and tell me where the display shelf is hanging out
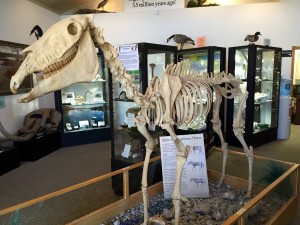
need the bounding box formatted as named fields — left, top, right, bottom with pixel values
left=55, top=49, right=113, bottom=147
left=113, top=98, right=134, bottom=102
left=227, top=45, right=282, bottom=147
left=62, top=103, right=108, bottom=109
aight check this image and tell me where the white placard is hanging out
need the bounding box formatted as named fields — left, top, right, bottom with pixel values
left=160, top=134, right=209, bottom=199
left=98, top=121, right=105, bottom=126
left=127, top=113, right=136, bottom=128
left=122, top=144, right=132, bottom=158
left=93, top=91, right=104, bottom=103
left=125, top=0, right=185, bottom=12
left=114, top=44, right=139, bottom=71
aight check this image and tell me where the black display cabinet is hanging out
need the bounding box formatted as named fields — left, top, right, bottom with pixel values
left=226, top=45, right=282, bottom=147
left=291, top=46, right=300, bottom=125
left=15, top=131, right=61, bottom=160
left=177, top=46, right=226, bottom=74
left=55, top=49, right=113, bottom=147
left=0, top=147, right=20, bottom=175
left=111, top=43, right=177, bottom=194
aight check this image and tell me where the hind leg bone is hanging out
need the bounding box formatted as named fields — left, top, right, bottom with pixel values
left=211, top=88, right=228, bottom=188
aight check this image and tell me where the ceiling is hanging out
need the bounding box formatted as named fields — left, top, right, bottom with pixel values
left=27, top=0, right=104, bottom=15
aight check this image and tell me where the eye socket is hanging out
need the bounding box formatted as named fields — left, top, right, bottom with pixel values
left=67, top=23, right=78, bottom=35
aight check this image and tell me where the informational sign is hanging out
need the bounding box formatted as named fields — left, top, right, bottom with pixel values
left=125, top=0, right=185, bottom=12
left=122, top=144, right=132, bottom=158
left=127, top=113, right=136, bottom=128
left=115, top=44, right=139, bottom=71
left=196, top=36, right=206, bottom=47
left=282, top=50, right=292, bottom=57
left=160, top=134, right=209, bottom=199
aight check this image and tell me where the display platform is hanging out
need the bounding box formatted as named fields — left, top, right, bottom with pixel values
left=0, top=146, right=20, bottom=175
left=14, top=131, right=61, bottom=161
left=0, top=149, right=298, bottom=225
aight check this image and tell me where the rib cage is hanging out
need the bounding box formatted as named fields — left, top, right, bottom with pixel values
left=147, top=79, right=213, bottom=130
left=172, top=81, right=212, bottom=129
left=145, top=60, right=243, bottom=130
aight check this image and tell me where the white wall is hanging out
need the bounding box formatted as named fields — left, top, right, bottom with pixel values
left=0, top=0, right=59, bottom=136
left=88, top=0, right=298, bottom=75
left=89, top=0, right=299, bottom=49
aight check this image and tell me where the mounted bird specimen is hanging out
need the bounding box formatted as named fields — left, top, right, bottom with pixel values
left=187, top=0, right=219, bottom=7
left=244, top=31, right=261, bottom=44
left=167, top=34, right=195, bottom=50
left=97, top=0, right=108, bottom=11
left=75, top=0, right=109, bottom=14
left=30, top=25, right=43, bottom=40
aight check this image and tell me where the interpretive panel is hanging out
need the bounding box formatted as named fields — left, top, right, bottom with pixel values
left=160, top=134, right=209, bottom=199
left=124, top=0, right=184, bottom=12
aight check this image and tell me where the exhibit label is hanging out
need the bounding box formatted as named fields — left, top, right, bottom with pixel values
left=125, top=0, right=184, bottom=12
left=114, top=44, right=139, bottom=71
left=160, top=134, right=209, bottom=199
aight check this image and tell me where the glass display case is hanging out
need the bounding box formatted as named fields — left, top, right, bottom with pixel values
left=178, top=46, right=226, bottom=74
left=291, top=46, right=300, bottom=125
left=291, top=46, right=300, bottom=88
left=226, top=45, right=282, bottom=147
left=55, top=49, right=113, bottom=147
left=111, top=43, right=177, bottom=191
left=177, top=46, right=226, bottom=134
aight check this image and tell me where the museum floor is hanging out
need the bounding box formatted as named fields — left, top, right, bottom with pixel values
left=0, top=124, right=299, bottom=224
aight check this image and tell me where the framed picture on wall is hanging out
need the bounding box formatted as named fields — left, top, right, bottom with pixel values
left=0, top=40, right=33, bottom=96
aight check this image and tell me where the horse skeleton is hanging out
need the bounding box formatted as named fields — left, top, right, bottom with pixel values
left=6, top=15, right=253, bottom=225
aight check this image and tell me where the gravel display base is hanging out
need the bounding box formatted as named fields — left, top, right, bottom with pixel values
left=101, top=180, right=286, bottom=225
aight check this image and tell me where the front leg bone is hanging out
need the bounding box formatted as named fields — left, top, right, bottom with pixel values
left=135, top=115, right=156, bottom=225
left=161, top=123, right=190, bottom=225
